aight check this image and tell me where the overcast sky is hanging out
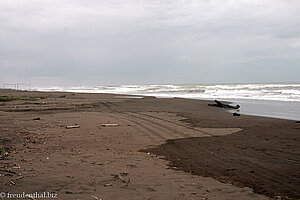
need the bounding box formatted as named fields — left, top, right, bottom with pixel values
left=1, top=0, right=300, bottom=86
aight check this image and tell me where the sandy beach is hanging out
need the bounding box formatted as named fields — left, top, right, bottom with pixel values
left=0, top=89, right=299, bottom=200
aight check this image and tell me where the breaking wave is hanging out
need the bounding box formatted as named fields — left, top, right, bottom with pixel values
left=34, top=83, right=300, bottom=102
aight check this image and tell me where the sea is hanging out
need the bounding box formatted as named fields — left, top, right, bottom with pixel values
left=34, top=83, right=300, bottom=121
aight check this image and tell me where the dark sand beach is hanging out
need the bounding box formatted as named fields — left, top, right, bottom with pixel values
left=0, top=89, right=299, bottom=199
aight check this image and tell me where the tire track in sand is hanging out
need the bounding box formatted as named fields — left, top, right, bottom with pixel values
left=127, top=112, right=214, bottom=137
left=108, top=113, right=166, bottom=143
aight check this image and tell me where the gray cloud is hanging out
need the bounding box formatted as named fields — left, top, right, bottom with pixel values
left=0, top=0, right=300, bottom=86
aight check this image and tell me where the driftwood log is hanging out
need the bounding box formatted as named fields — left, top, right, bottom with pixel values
left=208, top=100, right=240, bottom=109
left=101, top=124, right=119, bottom=127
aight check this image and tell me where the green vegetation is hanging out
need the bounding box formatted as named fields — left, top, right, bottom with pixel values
left=0, top=97, right=38, bottom=102
left=0, top=147, right=8, bottom=157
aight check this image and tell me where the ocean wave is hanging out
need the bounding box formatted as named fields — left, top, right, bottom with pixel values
left=33, top=83, right=300, bottom=102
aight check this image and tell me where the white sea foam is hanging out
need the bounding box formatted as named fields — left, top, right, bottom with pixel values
left=34, top=83, right=300, bottom=102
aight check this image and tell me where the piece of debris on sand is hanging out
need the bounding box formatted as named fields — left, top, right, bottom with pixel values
left=66, top=125, right=80, bottom=129
left=208, top=100, right=240, bottom=109
left=101, top=123, right=119, bottom=127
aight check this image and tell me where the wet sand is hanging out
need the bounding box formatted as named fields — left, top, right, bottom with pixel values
left=0, top=89, right=299, bottom=199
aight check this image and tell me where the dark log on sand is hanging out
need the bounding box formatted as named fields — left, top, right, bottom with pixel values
left=208, top=100, right=240, bottom=109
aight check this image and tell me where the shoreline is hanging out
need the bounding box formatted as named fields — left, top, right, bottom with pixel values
left=223, top=98, right=300, bottom=121
left=0, top=89, right=299, bottom=199
left=6, top=88, right=300, bottom=121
